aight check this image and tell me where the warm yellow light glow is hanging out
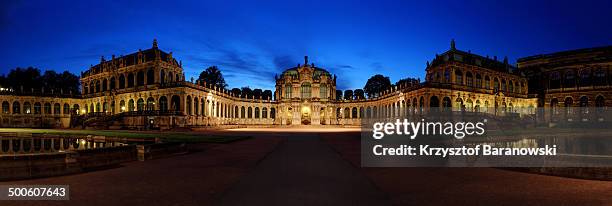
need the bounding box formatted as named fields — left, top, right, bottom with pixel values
left=301, top=106, right=311, bottom=114
left=121, top=106, right=126, bottom=111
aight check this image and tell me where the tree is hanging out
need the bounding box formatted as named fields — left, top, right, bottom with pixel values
left=364, top=74, right=391, bottom=98
left=1, top=67, right=80, bottom=94
left=230, top=88, right=241, bottom=97
left=395, top=77, right=420, bottom=88
left=197, top=66, right=227, bottom=89
left=253, top=89, right=263, bottom=99
left=343, top=90, right=354, bottom=100
left=262, top=90, right=273, bottom=100
left=241, top=87, right=253, bottom=98
left=336, top=90, right=343, bottom=100
left=354, top=89, right=365, bottom=100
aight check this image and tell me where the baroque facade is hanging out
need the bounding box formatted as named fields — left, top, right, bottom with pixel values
left=0, top=39, right=608, bottom=129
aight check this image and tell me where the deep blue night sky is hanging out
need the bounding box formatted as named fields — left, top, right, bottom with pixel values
left=1, top=0, right=611, bottom=90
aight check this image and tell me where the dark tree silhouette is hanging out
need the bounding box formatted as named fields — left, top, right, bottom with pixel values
left=364, top=74, right=391, bottom=98
left=241, top=87, right=253, bottom=98
left=262, top=90, right=273, bottom=100
left=354, top=89, right=365, bottom=100
left=336, top=90, right=342, bottom=100
left=0, top=67, right=80, bottom=94
left=253, top=89, right=263, bottom=99
left=230, top=88, right=241, bottom=97
left=343, top=90, right=354, bottom=100
left=197, top=66, right=227, bottom=89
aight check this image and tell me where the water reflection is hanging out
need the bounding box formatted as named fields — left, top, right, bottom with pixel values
left=0, top=133, right=155, bottom=155
left=463, top=136, right=612, bottom=156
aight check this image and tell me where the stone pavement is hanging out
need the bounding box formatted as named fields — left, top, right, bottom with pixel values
left=217, top=133, right=390, bottom=205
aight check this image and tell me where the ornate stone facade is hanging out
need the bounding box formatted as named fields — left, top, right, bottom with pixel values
left=0, top=39, right=608, bottom=129
left=518, top=46, right=612, bottom=123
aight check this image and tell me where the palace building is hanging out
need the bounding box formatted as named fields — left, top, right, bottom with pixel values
left=0, top=39, right=608, bottom=129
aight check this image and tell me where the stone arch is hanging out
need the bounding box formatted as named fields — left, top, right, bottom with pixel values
left=147, top=97, right=155, bottom=111
left=159, top=96, right=168, bottom=111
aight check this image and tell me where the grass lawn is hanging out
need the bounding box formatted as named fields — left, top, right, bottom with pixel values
left=0, top=128, right=249, bottom=143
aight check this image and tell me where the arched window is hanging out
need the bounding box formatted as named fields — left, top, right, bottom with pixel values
left=493, top=78, right=500, bottom=91
left=44, top=103, right=52, bottom=114
left=102, top=102, right=108, bottom=113
left=110, top=77, right=116, bottom=90
left=95, top=80, right=101, bottom=93
left=579, top=70, right=591, bottom=87
left=193, top=97, right=198, bottom=115
left=159, top=96, right=168, bottom=111
left=262, top=107, right=268, bottom=118
left=475, top=74, right=482, bottom=88
left=34, top=102, right=41, bottom=114
left=455, top=70, right=463, bottom=85
left=359, top=107, right=364, bottom=118
left=352, top=107, right=358, bottom=118
left=186, top=96, right=192, bottom=115
left=564, top=97, right=573, bottom=116
left=2, top=101, right=10, bottom=114
left=171, top=95, right=181, bottom=111
left=147, top=97, right=155, bottom=111
left=484, top=76, right=490, bottom=89
left=233, top=106, right=238, bottom=118
left=147, top=69, right=154, bottom=85
left=255, top=107, right=260, bottom=118
left=564, top=70, right=575, bottom=88
left=13, top=101, right=21, bottom=114
left=119, top=74, right=126, bottom=89
left=344, top=108, right=350, bottom=118
left=285, top=84, right=292, bottom=99
left=137, top=71, right=145, bottom=86
left=594, top=69, right=606, bottom=86
left=595, top=95, right=605, bottom=107
left=102, top=79, right=108, bottom=92
left=128, top=99, right=135, bottom=112
left=241, top=106, right=245, bottom=118
left=444, top=69, right=451, bottom=83
left=509, top=80, right=514, bottom=93
left=320, top=84, right=327, bottom=99
left=550, top=72, right=560, bottom=89
left=501, top=80, right=507, bottom=92
left=466, top=72, right=473, bottom=87
left=73, top=104, right=80, bottom=114
left=54, top=103, right=61, bottom=114
left=95, top=103, right=100, bottom=113
left=160, top=70, right=166, bottom=84
left=430, top=96, right=440, bottom=108
left=23, top=102, right=31, bottom=114
left=248, top=107, right=253, bottom=118
left=301, top=83, right=311, bottom=98
left=127, top=73, right=135, bottom=88
left=579, top=96, right=588, bottom=106
left=270, top=107, right=276, bottom=119
left=63, top=103, right=70, bottom=115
